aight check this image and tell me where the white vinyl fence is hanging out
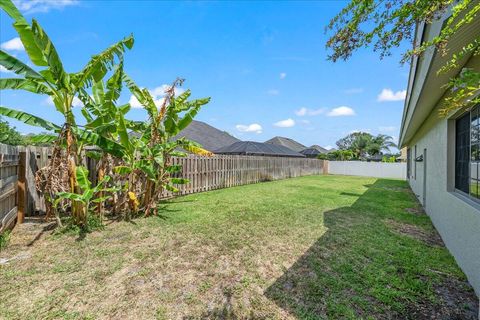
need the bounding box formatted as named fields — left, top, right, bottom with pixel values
left=327, top=161, right=406, bottom=180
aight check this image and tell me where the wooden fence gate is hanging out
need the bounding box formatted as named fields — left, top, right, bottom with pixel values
left=0, top=144, right=20, bottom=233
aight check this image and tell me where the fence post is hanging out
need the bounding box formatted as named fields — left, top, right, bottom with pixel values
left=323, top=160, right=329, bottom=175
left=17, top=151, right=26, bottom=224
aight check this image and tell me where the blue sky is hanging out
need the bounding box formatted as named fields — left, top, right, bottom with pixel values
left=0, top=0, right=409, bottom=150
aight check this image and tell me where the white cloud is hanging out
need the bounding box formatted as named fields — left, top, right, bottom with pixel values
left=379, top=126, right=396, bottom=132
left=236, top=123, right=262, bottom=134
left=13, top=0, right=79, bottom=14
left=128, top=84, right=185, bottom=109
left=151, top=84, right=185, bottom=97
left=325, top=145, right=333, bottom=150
left=377, top=88, right=406, bottom=102
left=128, top=95, right=142, bottom=108
left=45, top=96, right=83, bottom=107
left=327, top=106, right=356, bottom=117
left=279, top=72, right=286, bottom=80
left=299, top=119, right=310, bottom=124
left=295, top=107, right=325, bottom=116
left=1, top=37, right=24, bottom=51
left=267, top=89, right=279, bottom=95
left=0, top=66, right=13, bottom=74
left=295, top=107, right=307, bottom=116
left=344, top=88, right=363, bottom=94
left=274, top=118, right=295, bottom=128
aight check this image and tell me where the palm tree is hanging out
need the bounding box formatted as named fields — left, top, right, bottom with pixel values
left=367, top=134, right=397, bottom=156
left=0, top=0, right=133, bottom=225
left=351, top=133, right=372, bottom=159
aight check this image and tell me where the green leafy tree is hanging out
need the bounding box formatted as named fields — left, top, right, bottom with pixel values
left=318, top=149, right=356, bottom=161
left=336, top=132, right=373, bottom=158
left=336, top=132, right=396, bottom=158
left=367, top=134, right=396, bottom=156
left=326, top=0, right=480, bottom=115
left=0, top=116, right=24, bottom=145
left=0, top=0, right=133, bottom=226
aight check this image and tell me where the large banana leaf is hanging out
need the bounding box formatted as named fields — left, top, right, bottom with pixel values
left=0, top=0, right=47, bottom=66
left=75, top=166, right=91, bottom=191
left=175, top=97, right=211, bottom=133
left=74, top=35, right=134, bottom=88
left=122, top=73, right=157, bottom=118
left=0, top=78, right=51, bottom=94
left=31, top=19, right=67, bottom=88
left=105, top=61, right=124, bottom=105
left=170, top=178, right=189, bottom=185
left=28, top=133, right=57, bottom=144
left=72, top=127, right=125, bottom=158
left=0, top=0, right=26, bottom=23
left=0, top=106, right=60, bottom=131
left=0, top=50, right=43, bottom=79
left=115, top=111, right=133, bottom=154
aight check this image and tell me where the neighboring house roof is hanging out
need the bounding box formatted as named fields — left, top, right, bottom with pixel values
left=215, top=141, right=305, bottom=158
left=265, top=136, right=306, bottom=152
left=399, top=10, right=480, bottom=147
left=174, top=120, right=240, bottom=151
left=309, top=145, right=329, bottom=154
left=300, top=148, right=322, bottom=157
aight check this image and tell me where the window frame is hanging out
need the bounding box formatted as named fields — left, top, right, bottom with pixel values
left=454, top=104, right=480, bottom=203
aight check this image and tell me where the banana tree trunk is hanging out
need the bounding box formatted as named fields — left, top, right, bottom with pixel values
left=66, top=125, right=86, bottom=225
left=143, top=180, right=154, bottom=216
left=96, top=160, right=105, bottom=219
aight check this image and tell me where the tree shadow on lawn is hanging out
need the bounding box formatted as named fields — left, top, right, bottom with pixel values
left=264, top=179, right=479, bottom=319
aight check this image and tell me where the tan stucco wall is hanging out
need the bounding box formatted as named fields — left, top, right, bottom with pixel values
left=406, top=61, right=480, bottom=296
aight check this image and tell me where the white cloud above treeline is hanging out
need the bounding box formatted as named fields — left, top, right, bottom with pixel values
left=274, top=118, right=295, bottom=128
left=377, top=88, right=406, bottom=102
left=295, top=107, right=326, bottom=116
left=327, top=106, right=356, bottom=117
left=236, top=123, right=262, bottom=134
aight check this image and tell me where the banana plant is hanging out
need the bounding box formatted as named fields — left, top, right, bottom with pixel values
left=122, top=75, right=212, bottom=216
left=77, top=61, right=141, bottom=217
left=0, top=0, right=133, bottom=225
left=54, top=166, right=118, bottom=223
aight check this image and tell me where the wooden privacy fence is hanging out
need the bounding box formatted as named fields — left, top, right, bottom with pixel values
left=0, top=143, right=326, bottom=227
left=0, top=144, right=20, bottom=233
left=167, top=154, right=325, bottom=196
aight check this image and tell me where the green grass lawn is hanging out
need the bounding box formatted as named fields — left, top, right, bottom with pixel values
left=0, top=175, right=477, bottom=319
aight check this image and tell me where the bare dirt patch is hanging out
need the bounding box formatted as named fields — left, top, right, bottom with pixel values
left=407, top=276, right=479, bottom=320
left=405, top=207, right=425, bottom=216
left=386, top=219, right=444, bottom=247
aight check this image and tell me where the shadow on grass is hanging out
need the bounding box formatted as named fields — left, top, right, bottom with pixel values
left=264, top=179, right=479, bottom=319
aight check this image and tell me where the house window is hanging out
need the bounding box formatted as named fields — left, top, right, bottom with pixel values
left=455, top=105, right=480, bottom=199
